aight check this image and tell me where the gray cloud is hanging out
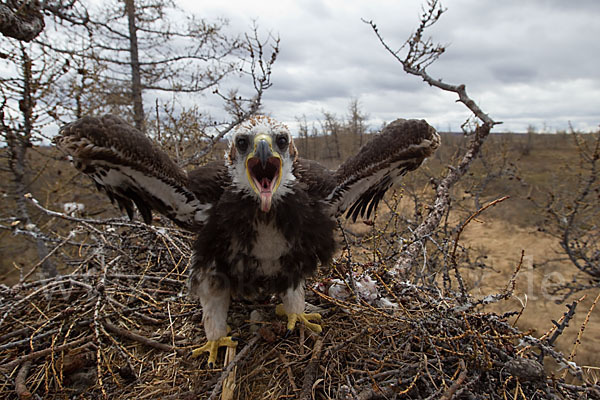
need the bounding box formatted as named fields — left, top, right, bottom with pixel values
left=181, top=0, right=600, bottom=133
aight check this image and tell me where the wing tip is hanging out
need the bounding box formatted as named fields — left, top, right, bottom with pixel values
left=386, top=118, right=440, bottom=155
left=344, top=173, right=394, bottom=222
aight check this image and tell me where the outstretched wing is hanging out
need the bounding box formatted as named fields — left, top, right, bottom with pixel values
left=55, top=114, right=227, bottom=230
left=326, top=119, right=440, bottom=221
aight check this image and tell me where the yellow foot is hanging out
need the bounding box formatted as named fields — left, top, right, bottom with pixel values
left=275, top=304, right=322, bottom=333
left=190, top=336, right=238, bottom=368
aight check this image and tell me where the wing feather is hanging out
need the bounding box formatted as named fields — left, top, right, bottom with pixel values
left=292, top=158, right=337, bottom=199
left=55, top=114, right=226, bottom=230
left=327, top=119, right=440, bottom=221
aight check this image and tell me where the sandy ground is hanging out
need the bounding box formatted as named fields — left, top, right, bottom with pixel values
left=460, top=217, right=600, bottom=372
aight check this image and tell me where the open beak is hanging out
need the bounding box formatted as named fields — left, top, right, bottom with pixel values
left=245, top=134, right=282, bottom=212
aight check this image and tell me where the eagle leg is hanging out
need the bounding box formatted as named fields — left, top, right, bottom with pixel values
left=276, top=282, right=322, bottom=334
left=188, top=265, right=235, bottom=368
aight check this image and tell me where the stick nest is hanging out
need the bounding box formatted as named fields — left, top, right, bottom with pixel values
left=0, top=221, right=598, bottom=399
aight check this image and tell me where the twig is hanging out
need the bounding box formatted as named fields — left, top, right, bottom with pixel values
left=453, top=249, right=525, bottom=312
left=562, top=292, right=600, bottom=379
left=208, top=334, right=260, bottom=400
left=24, top=193, right=189, bottom=240
left=526, top=296, right=585, bottom=363
left=446, top=196, right=510, bottom=300
left=0, top=327, right=32, bottom=343
left=547, top=297, right=583, bottom=348
left=489, top=315, right=584, bottom=378
left=0, top=336, right=91, bottom=372
left=300, top=338, right=324, bottom=400
left=356, top=386, right=395, bottom=400
left=279, top=353, right=298, bottom=391
left=440, top=359, right=467, bottom=400
left=0, top=279, right=74, bottom=328
left=15, top=360, right=32, bottom=400
left=102, top=320, right=184, bottom=355
left=19, top=231, right=75, bottom=283
left=221, top=342, right=237, bottom=400
left=93, top=253, right=108, bottom=398
left=450, top=196, right=510, bottom=264
left=337, top=219, right=359, bottom=301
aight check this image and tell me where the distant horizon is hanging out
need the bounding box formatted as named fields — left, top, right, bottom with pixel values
left=25, top=122, right=598, bottom=150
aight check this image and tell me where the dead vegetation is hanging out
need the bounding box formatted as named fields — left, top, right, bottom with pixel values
left=1, top=195, right=599, bottom=399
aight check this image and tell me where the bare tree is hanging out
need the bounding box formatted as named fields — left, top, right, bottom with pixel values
left=71, top=0, right=255, bottom=132
left=320, top=111, right=342, bottom=159
left=149, top=102, right=214, bottom=163
left=38, top=0, right=275, bottom=133
left=296, top=114, right=310, bottom=158
left=519, top=124, right=536, bottom=156
left=38, top=1, right=278, bottom=163
left=346, top=98, right=368, bottom=149
left=53, top=57, right=123, bottom=119
left=177, top=25, right=279, bottom=167
left=310, top=121, right=319, bottom=161
left=364, top=0, right=501, bottom=278
left=0, top=38, right=72, bottom=277
left=532, top=130, right=600, bottom=298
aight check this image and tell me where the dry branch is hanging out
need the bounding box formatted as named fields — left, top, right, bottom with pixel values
left=450, top=196, right=510, bottom=264
left=221, top=345, right=238, bottom=400
left=355, top=386, right=395, bottom=400
left=208, top=334, right=260, bottom=400
left=14, top=360, right=32, bottom=400
left=0, top=336, right=92, bottom=372
left=102, top=319, right=183, bottom=355
left=300, top=338, right=324, bottom=400
left=364, top=1, right=501, bottom=278
left=440, top=359, right=467, bottom=400
left=563, top=292, right=600, bottom=378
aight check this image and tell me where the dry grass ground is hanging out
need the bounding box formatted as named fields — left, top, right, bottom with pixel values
left=460, top=217, right=600, bottom=369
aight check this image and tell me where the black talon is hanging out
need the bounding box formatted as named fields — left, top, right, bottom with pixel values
left=207, top=361, right=214, bottom=369
left=231, top=336, right=241, bottom=342
left=284, top=329, right=293, bottom=338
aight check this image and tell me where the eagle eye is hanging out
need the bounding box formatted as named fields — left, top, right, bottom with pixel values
left=276, top=135, right=288, bottom=150
left=236, top=136, right=249, bottom=152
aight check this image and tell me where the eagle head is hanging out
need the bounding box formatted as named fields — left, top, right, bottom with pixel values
left=227, top=116, right=297, bottom=212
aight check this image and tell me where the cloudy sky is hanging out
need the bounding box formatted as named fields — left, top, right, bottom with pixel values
left=181, top=0, right=600, bottom=134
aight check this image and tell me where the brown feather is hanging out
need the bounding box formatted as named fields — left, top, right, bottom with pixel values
left=328, top=119, right=440, bottom=221
left=56, top=115, right=223, bottom=229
